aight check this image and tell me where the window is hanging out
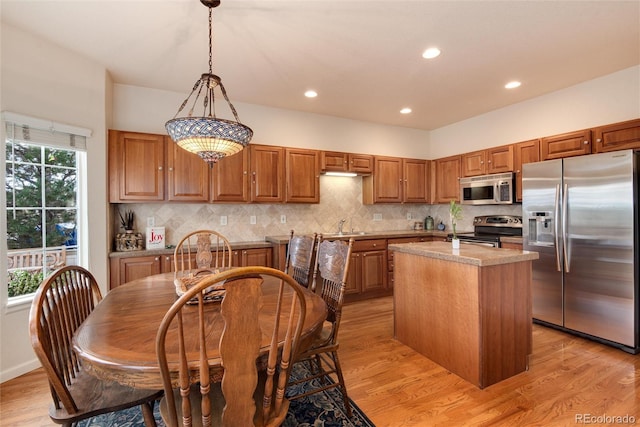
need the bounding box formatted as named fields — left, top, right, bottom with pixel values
left=4, top=114, right=89, bottom=301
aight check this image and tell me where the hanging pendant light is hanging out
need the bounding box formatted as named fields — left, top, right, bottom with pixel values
left=166, top=0, right=252, bottom=167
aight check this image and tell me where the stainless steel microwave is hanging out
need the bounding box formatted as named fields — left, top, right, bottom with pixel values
left=459, top=172, right=514, bottom=205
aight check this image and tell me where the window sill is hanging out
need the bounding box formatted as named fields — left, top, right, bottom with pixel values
left=5, top=294, right=34, bottom=314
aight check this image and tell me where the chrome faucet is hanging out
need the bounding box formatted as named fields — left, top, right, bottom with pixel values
left=337, top=219, right=347, bottom=235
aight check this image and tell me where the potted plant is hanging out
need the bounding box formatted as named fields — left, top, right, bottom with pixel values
left=449, top=200, right=463, bottom=249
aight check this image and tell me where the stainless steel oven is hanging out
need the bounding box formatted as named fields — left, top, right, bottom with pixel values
left=460, top=172, right=514, bottom=205
left=448, top=215, right=522, bottom=248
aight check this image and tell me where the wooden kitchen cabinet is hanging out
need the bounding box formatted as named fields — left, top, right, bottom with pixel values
left=403, top=159, right=430, bottom=203
left=462, top=145, right=513, bottom=177
left=487, top=145, right=514, bottom=174
left=592, top=118, right=640, bottom=153
left=109, top=130, right=209, bottom=203
left=345, top=239, right=388, bottom=302
left=250, top=144, right=285, bottom=203
left=109, top=130, right=165, bottom=202
left=513, top=139, right=540, bottom=202
left=540, top=129, right=591, bottom=160
left=321, top=151, right=374, bottom=174
left=109, top=255, right=162, bottom=289
left=434, top=155, right=461, bottom=203
left=211, top=150, right=250, bottom=202
left=501, top=241, right=523, bottom=250
left=461, top=150, right=486, bottom=177
left=363, top=157, right=429, bottom=204
left=285, top=148, right=320, bottom=203
left=363, top=156, right=403, bottom=203
left=232, top=247, right=273, bottom=267
left=166, top=139, right=210, bottom=202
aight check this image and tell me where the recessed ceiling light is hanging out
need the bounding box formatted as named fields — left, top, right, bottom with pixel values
left=304, top=90, right=318, bottom=98
left=422, top=47, right=441, bottom=59
left=400, top=108, right=412, bottom=114
left=505, top=81, right=521, bottom=89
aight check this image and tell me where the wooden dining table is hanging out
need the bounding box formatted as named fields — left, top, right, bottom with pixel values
left=73, top=271, right=327, bottom=390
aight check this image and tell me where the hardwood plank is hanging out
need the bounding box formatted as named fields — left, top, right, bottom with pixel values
left=3, top=296, right=640, bottom=426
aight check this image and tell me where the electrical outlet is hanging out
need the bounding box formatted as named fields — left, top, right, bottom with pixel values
left=406, top=212, right=412, bottom=220
left=280, top=215, right=287, bottom=224
left=147, top=217, right=155, bottom=227
left=250, top=215, right=257, bottom=225
left=373, top=213, right=382, bottom=221
left=220, top=216, right=228, bottom=226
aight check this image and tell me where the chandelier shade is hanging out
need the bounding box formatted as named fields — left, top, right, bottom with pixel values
left=165, top=0, right=252, bottom=166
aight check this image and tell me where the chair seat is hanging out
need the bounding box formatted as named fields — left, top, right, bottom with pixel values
left=49, top=368, right=163, bottom=424
left=159, top=371, right=289, bottom=427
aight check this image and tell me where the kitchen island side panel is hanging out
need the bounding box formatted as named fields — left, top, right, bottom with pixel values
left=393, top=252, right=481, bottom=386
left=393, top=250, right=533, bottom=388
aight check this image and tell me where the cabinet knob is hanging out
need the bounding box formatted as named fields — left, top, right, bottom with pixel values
left=583, top=140, right=589, bottom=145
left=373, top=243, right=377, bottom=247
left=158, top=166, right=163, bottom=171
left=481, top=161, right=484, bottom=164
left=155, top=257, right=159, bottom=261
left=487, top=160, right=491, bottom=163
left=166, top=257, right=170, bottom=261
left=596, top=138, right=602, bottom=142
left=168, top=167, right=173, bottom=171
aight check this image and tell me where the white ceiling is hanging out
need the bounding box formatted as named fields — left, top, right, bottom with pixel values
left=2, top=0, right=639, bottom=131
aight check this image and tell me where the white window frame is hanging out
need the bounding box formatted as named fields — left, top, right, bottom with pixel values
left=2, top=112, right=91, bottom=312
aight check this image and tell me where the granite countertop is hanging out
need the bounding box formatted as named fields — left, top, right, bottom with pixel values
left=388, top=241, right=538, bottom=267
left=265, top=230, right=451, bottom=245
left=109, top=240, right=273, bottom=258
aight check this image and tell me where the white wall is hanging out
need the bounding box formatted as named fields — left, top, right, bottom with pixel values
left=1, top=23, right=110, bottom=382
left=430, top=66, right=640, bottom=158
left=113, top=84, right=431, bottom=158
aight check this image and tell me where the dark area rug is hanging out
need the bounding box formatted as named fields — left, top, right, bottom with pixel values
left=76, top=364, right=375, bottom=426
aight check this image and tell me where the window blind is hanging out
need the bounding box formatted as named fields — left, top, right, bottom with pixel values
left=2, top=111, right=91, bottom=151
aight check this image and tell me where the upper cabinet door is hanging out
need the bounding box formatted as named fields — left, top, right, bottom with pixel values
left=513, top=139, right=540, bottom=202
left=250, top=145, right=284, bottom=203
left=367, top=156, right=403, bottom=203
left=167, top=139, right=210, bottom=202
left=286, top=148, right=320, bottom=203
left=592, top=118, right=640, bottom=153
left=486, top=145, right=514, bottom=174
left=321, top=151, right=349, bottom=172
left=461, top=150, right=486, bottom=177
left=211, top=150, right=250, bottom=202
left=540, top=129, right=591, bottom=160
left=109, top=130, right=165, bottom=202
left=348, top=154, right=374, bottom=174
left=434, top=155, right=461, bottom=203
left=403, top=159, right=430, bottom=203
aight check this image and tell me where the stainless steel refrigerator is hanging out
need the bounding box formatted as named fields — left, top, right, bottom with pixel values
left=522, top=149, right=639, bottom=353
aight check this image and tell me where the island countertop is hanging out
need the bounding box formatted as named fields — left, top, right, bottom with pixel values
left=388, top=241, right=538, bottom=267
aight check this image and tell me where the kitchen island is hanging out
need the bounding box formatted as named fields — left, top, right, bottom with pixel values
left=388, top=241, right=538, bottom=389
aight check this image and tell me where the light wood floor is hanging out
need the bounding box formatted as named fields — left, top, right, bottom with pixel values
left=2, top=296, right=639, bottom=426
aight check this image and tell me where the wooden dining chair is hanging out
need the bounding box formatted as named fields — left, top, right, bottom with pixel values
left=29, top=265, right=163, bottom=427
left=156, top=266, right=308, bottom=427
left=284, top=230, right=318, bottom=289
left=173, top=229, right=232, bottom=274
left=288, top=237, right=354, bottom=417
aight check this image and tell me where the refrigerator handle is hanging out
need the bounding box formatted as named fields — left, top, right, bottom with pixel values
left=554, top=184, right=561, bottom=272
left=562, top=183, right=570, bottom=273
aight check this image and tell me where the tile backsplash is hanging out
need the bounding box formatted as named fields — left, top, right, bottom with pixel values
left=112, top=176, right=522, bottom=246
